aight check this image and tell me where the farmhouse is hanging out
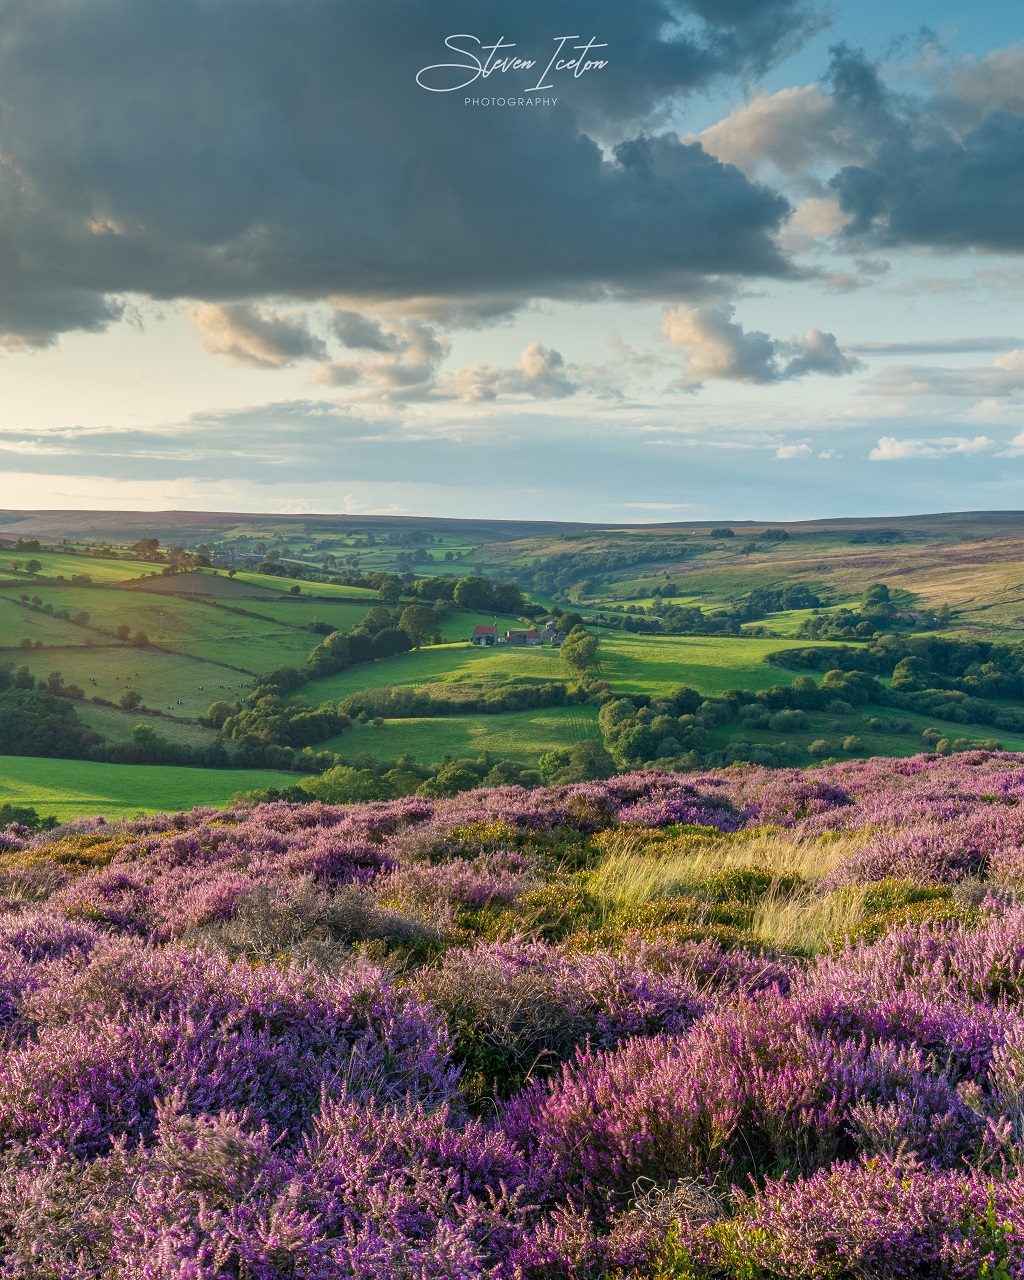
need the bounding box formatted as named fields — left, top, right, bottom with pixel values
left=470, top=624, right=497, bottom=646
left=506, top=628, right=544, bottom=646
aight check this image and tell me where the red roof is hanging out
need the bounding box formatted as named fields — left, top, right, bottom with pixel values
left=526, top=630, right=542, bottom=639
left=472, top=625, right=497, bottom=635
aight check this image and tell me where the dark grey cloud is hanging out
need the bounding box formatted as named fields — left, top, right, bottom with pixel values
left=0, top=0, right=820, bottom=345
left=826, top=44, right=1024, bottom=253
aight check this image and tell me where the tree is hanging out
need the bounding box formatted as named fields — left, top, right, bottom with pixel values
left=540, top=739, right=615, bottom=783
left=399, top=604, right=435, bottom=646
left=364, top=607, right=394, bottom=634
left=302, top=766, right=396, bottom=804
left=453, top=577, right=493, bottom=610
left=708, top=528, right=735, bottom=538
left=120, top=689, right=143, bottom=712
left=417, top=763, right=479, bottom=798
left=130, top=538, right=162, bottom=561
left=560, top=626, right=598, bottom=675
left=24, top=559, right=41, bottom=575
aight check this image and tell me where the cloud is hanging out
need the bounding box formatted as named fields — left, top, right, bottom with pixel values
left=868, top=349, right=1024, bottom=398
left=314, top=320, right=451, bottom=399
left=787, top=196, right=852, bottom=238
left=190, top=303, right=327, bottom=368
left=851, top=336, right=1024, bottom=356
left=331, top=311, right=402, bottom=353
left=775, top=442, right=813, bottom=459
left=662, top=305, right=862, bottom=386
left=4, top=400, right=1022, bottom=521
left=825, top=44, right=1024, bottom=254
left=695, top=85, right=864, bottom=183
left=781, top=328, right=863, bottom=378
left=932, top=43, right=1024, bottom=130
left=663, top=306, right=780, bottom=384
left=692, top=41, right=1024, bottom=259
left=441, top=342, right=579, bottom=402
left=869, top=435, right=997, bottom=461
left=0, top=0, right=821, bottom=345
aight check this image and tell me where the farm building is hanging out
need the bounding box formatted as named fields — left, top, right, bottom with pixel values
left=506, top=628, right=544, bottom=646
left=470, top=624, right=497, bottom=646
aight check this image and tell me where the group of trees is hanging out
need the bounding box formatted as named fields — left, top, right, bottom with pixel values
left=0, top=666, right=102, bottom=758
left=596, top=671, right=893, bottom=770
left=606, top=584, right=823, bottom=638
left=796, top=584, right=946, bottom=640
left=306, top=623, right=415, bottom=679
left=234, top=750, right=548, bottom=807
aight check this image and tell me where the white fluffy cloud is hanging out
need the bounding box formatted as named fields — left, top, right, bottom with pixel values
left=694, top=85, right=865, bottom=182
left=441, top=343, right=578, bottom=402
left=662, top=305, right=862, bottom=387
left=190, top=303, right=328, bottom=368
left=869, top=435, right=997, bottom=461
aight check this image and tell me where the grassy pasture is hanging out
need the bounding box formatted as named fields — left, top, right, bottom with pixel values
left=595, top=634, right=840, bottom=696
left=5, top=585, right=321, bottom=674
left=307, top=643, right=566, bottom=702
left=213, top=598, right=371, bottom=631
left=224, top=571, right=378, bottom=599
left=74, top=703, right=220, bottom=749
left=331, top=704, right=600, bottom=765
left=0, top=595, right=105, bottom=649
left=128, top=572, right=288, bottom=601
left=703, top=702, right=1024, bottom=763
left=6, top=646, right=247, bottom=718
left=0, top=550, right=158, bottom=584
left=742, top=606, right=846, bottom=636
left=0, top=755, right=295, bottom=821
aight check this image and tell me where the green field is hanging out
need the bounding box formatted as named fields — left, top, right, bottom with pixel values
left=307, top=642, right=566, bottom=702
left=0, top=549, right=158, bottom=584
left=203, top=596, right=372, bottom=630
left=742, top=606, right=846, bottom=636
left=595, top=634, right=840, bottom=696
left=75, top=703, right=220, bottom=749
left=14, top=584, right=329, bottom=672
left=0, top=596, right=107, bottom=649
left=331, top=704, right=600, bottom=765
left=225, top=571, right=378, bottom=599
left=703, top=703, right=1024, bottom=763
left=6, top=645, right=248, bottom=718
left=0, top=756, right=295, bottom=821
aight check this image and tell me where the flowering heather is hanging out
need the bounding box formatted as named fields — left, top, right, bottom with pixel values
left=8, top=752, right=1024, bottom=1274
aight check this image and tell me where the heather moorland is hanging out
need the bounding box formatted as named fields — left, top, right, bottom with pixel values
left=3, top=752, right=1024, bottom=1275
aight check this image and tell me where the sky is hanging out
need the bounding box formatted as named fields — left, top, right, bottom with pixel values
left=0, top=0, right=1023, bottom=522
